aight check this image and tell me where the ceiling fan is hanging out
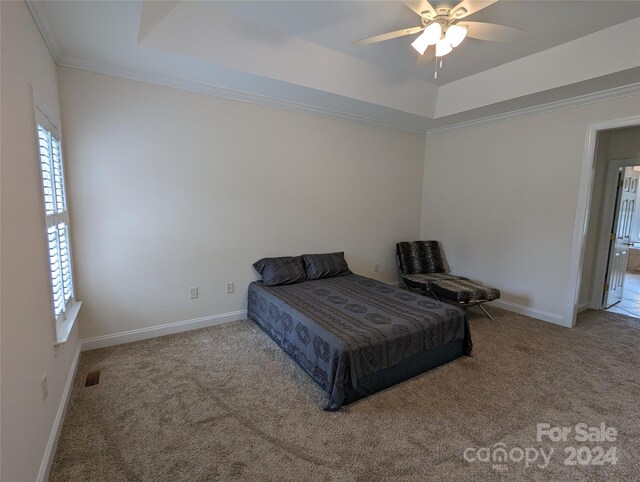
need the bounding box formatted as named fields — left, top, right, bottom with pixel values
left=352, top=0, right=522, bottom=78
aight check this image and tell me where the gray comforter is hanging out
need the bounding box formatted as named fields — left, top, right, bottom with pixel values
left=248, top=274, right=471, bottom=410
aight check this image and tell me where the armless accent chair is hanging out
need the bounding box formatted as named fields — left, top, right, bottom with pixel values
left=396, top=241, right=500, bottom=320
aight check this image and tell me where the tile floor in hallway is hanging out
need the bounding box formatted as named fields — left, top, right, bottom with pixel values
left=606, top=272, right=640, bottom=318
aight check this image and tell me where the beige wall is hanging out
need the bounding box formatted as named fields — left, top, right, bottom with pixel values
left=420, top=95, right=640, bottom=325
left=579, top=126, right=640, bottom=306
left=57, top=67, right=425, bottom=340
left=0, top=2, right=81, bottom=480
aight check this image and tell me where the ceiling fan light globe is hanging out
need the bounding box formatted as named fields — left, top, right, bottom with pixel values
left=435, top=38, right=452, bottom=57
left=412, top=22, right=442, bottom=54
left=411, top=33, right=430, bottom=55
left=423, top=22, right=442, bottom=44
left=446, top=24, right=467, bottom=48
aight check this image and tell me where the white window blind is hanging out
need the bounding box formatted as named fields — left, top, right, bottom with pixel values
left=37, top=122, right=74, bottom=321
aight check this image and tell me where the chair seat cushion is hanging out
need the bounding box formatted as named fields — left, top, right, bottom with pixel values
left=402, top=273, right=468, bottom=291
left=431, top=278, right=501, bottom=304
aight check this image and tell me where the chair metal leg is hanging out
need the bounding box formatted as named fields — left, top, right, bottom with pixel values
left=420, top=284, right=494, bottom=320
left=477, top=303, right=494, bottom=320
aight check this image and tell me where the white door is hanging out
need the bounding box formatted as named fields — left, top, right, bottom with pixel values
left=604, top=167, right=639, bottom=308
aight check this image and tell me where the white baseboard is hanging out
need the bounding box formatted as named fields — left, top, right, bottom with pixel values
left=37, top=342, right=82, bottom=482
left=80, top=310, right=247, bottom=351
left=490, top=299, right=570, bottom=327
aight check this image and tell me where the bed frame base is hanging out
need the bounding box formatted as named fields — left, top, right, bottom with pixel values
left=342, top=339, right=466, bottom=407
left=249, top=310, right=469, bottom=411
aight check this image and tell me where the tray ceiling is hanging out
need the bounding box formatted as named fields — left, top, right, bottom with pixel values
left=28, top=1, right=640, bottom=132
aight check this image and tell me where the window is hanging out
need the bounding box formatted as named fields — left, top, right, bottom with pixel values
left=36, top=105, right=80, bottom=343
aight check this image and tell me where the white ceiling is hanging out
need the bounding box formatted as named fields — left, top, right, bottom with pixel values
left=28, top=0, right=640, bottom=132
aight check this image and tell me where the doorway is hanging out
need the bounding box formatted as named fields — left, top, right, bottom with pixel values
left=570, top=119, right=640, bottom=327
left=576, top=124, right=640, bottom=322
left=602, top=165, right=640, bottom=317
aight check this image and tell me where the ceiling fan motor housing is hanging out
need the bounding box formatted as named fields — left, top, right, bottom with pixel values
left=420, top=6, right=463, bottom=32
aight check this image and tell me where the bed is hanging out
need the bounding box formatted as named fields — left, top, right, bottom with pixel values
left=248, top=269, right=472, bottom=411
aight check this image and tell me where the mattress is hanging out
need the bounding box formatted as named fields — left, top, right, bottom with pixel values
left=247, top=274, right=472, bottom=410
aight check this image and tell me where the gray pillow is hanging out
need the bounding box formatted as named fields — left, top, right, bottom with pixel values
left=302, top=252, right=352, bottom=280
left=253, top=256, right=307, bottom=286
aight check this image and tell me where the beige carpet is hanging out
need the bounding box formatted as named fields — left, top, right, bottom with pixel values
left=50, top=308, right=640, bottom=481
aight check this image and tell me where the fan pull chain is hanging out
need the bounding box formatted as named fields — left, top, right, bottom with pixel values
left=434, top=57, right=444, bottom=79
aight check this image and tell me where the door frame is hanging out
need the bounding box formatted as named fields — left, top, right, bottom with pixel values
left=566, top=114, right=640, bottom=327
left=590, top=160, right=640, bottom=309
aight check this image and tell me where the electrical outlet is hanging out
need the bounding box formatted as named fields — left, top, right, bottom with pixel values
left=226, top=282, right=234, bottom=294
left=189, top=286, right=199, bottom=300
left=41, top=374, right=48, bottom=402
left=373, top=263, right=380, bottom=273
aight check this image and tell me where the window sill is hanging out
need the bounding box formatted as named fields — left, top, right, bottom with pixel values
left=54, top=301, right=82, bottom=346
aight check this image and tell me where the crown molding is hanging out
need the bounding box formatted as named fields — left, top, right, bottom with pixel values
left=26, top=0, right=62, bottom=62
left=54, top=54, right=640, bottom=139
left=56, top=54, right=427, bottom=136
left=426, top=83, right=640, bottom=136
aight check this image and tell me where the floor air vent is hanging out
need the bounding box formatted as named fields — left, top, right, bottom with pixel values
left=85, top=370, right=101, bottom=387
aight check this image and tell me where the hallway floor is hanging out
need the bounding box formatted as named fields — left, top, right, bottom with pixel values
left=606, top=272, right=640, bottom=318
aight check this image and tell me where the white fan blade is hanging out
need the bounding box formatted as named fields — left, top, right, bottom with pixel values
left=451, top=0, right=498, bottom=20
left=460, top=21, right=522, bottom=42
left=352, top=26, right=424, bottom=46
left=416, top=47, right=435, bottom=67
left=404, top=0, right=437, bottom=19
